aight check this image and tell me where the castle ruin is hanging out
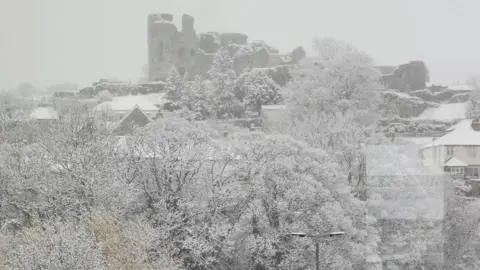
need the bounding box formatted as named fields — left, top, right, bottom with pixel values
left=147, top=13, right=306, bottom=82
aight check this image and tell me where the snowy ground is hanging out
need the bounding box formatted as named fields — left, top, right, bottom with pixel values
left=416, top=102, right=467, bottom=122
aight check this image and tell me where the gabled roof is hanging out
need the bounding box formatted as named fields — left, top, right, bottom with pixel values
left=422, top=119, right=480, bottom=148
left=443, top=156, right=468, bottom=167
left=109, top=105, right=152, bottom=134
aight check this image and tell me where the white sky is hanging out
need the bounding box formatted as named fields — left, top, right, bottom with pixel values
left=0, top=0, right=479, bottom=89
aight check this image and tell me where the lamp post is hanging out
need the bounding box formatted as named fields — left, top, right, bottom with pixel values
left=289, top=231, right=346, bottom=270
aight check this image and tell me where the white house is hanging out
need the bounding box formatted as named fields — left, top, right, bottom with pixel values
left=93, top=94, right=165, bottom=121
left=420, top=119, right=480, bottom=177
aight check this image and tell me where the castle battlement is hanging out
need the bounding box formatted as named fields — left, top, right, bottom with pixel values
left=147, top=13, right=305, bottom=82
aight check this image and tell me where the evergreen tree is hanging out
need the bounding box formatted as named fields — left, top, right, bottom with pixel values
left=236, top=68, right=283, bottom=116
left=164, top=66, right=184, bottom=111
left=207, top=48, right=242, bottom=119
left=180, top=75, right=213, bottom=120
left=165, top=66, right=184, bottom=101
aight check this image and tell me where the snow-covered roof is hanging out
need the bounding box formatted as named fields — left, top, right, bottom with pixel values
left=416, top=102, right=467, bottom=122
left=443, top=156, right=468, bottom=167
left=446, top=120, right=465, bottom=132
left=29, top=107, right=59, bottom=120
left=142, top=93, right=167, bottom=106
left=142, top=81, right=166, bottom=85
left=262, top=105, right=287, bottom=111
left=109, top=105, right=152, bottom=133
left=448, top=84, right=475, bottom=91
left=422, top=119, right=480, bottom=148
left=94, top=95, right=160, bottom=112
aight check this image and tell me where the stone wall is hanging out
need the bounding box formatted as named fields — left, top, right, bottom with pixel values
left=78, top=81, right=165, bottom=98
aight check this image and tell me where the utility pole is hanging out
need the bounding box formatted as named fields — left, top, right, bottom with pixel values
left=289, top=231, right=346, bottom=270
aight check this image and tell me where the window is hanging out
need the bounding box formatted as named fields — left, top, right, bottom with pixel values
left=466, top=167, right=479, bottom=177
left=190, top=48, right=195, bottom=56
left=467, top=146, right=478, bottom=158
left=451, top=167, right=464, bottom=175
left=446, top=146, right=455, bottom=156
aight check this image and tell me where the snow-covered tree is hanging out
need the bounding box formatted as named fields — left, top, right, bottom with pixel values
left=279, top=37, right=387, bottom=196
left=467, top=89, right=480, bottom=119
left=165, top=67, right=185, bottom=105
left=111, top=117, right=383, bottom=269
left=219, top=133, right=381, bottom=269
left=0, top=92, right=34, bottom=143
left=0, top=218, right=106, bottom=269
left=0, top=209, right=180, bottom=269
left=291, top=37, right=384, bottom=117
left=235, top=68, right=283, bottom=115
left=97, top=90, right=113, bottom=103
left=208, top=48, right=242, bottom=119
left=180, top=75, right=214, bottom=120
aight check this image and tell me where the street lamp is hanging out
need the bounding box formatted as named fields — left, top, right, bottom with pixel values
left=289, top=231, right=346, bottom=270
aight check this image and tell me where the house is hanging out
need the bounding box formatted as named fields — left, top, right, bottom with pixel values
left=420, top=119, right=480, bottom=177
left=29, top=104, right=59, bottom=131
left=93, top=94, right=164, bottom=121
left=108, top=105, right=152, bottom=135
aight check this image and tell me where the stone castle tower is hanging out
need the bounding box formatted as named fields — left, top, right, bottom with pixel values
left=148, top=13, right=198, bottom=81
left=147, top=13, right=306, bottom=82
